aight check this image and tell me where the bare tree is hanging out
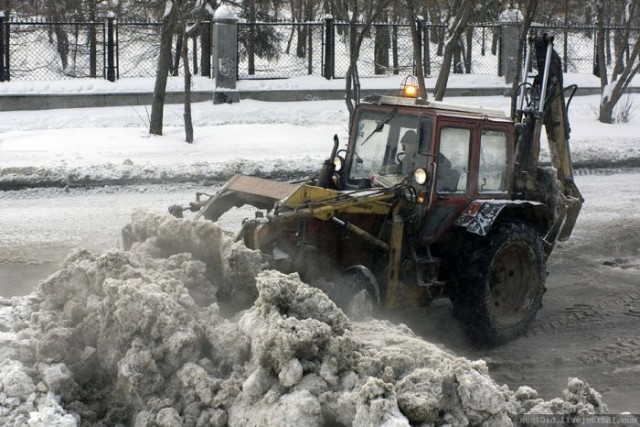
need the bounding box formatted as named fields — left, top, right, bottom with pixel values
left=150, top=1, right=177, bottom=136
left=45, top=0, right=71, bottom=71
left=333, top=0, right=393, bottom=121
left=432, top=0, right=474, bottom=100
left=404, top=0, right=427, bottom=98
left=596, top=0, right=640, bottom=123
left=171, top=0, right=209, bottom=143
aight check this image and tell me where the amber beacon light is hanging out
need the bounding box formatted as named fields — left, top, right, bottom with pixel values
left=400, top=75, right=419, bottom=98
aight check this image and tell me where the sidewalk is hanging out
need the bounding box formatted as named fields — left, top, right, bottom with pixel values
left=0, top=74, right=639, bottom=190
left=1, top=73, right=634, bottom=111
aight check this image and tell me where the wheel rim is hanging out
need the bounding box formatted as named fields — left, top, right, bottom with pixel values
left=486, top=242, right=538, bottom=327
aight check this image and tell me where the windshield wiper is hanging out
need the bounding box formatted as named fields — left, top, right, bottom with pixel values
left=360, top=110, right=396, bottom=146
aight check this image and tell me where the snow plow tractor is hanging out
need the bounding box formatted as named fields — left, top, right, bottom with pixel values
left=155, top=34, right=583, bottom=345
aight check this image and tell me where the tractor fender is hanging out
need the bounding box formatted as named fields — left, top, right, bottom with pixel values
left=454, top=200, right=547, bottom=237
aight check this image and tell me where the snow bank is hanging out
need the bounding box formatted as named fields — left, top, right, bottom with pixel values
left=1, top=94, right=639, bottom=190
left=0, top=212, right=608, bottom=425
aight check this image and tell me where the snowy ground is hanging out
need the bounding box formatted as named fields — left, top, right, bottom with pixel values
left=1, top=76, right=640, bottom=422
left=1, top=85, right=639, bottom=188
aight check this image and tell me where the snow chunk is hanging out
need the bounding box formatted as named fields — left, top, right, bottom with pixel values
left=214, top=4, right=238, bottom=20
left=1, top=360, right=35, bottom=400
left=0, top=213, right=612, bottom=424
left=499, top=8, right=524, bottom=22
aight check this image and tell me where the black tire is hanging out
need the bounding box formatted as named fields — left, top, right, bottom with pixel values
left=330, top=267, right=380, bottom=320
left=451, top=221, right=546, bottom=346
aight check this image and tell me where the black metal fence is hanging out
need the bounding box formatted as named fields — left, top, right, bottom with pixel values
left=3, top=21, right=105, bottom=80
left=237, top=22, right=324, bottom=79
left=115, top=22, right=161, bottom=78
left=0, top=13, right=637, bottom=83
left=531, top=24, right=597, bottom=74
left=238, top=20, right=504, bottom=80
left=0, top=15, right=206, bottom=81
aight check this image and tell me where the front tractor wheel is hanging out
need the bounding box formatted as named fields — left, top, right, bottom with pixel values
left=330, top=266, right=381, bottom=320
left=452, top=222, right=546, bottom=346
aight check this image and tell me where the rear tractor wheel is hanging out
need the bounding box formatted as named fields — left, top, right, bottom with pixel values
left=452, top=222, right=546, bottom=345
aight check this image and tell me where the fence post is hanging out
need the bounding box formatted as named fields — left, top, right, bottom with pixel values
left=0, top=11, right=9, bottom=82
left=212, top=15, right=239, bottom=104
left=106, top=12, right=116, bottom=82
left=323, top=15, right=334, bottom=80
left=201, top=21, right=211, bottom=77
left=89, top=22, right=97, bottom=78
left=499, top=9, right=523, bottom=83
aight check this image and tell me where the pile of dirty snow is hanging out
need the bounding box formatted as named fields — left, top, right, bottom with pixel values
left=0, top=212, right=608, bottom=426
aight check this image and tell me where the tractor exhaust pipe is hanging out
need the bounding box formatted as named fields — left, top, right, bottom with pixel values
left=317, top=134, right=340, bottom=188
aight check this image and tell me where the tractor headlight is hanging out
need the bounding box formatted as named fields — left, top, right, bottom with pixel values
left=413, top=168, right=428, bottom=185
left=333, top=155, right=344, bottom=172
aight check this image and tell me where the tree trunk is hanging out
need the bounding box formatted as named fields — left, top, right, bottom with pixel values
left=596, top=1, right=640, bottom=124
left=433, top=0, right=473, bottom=100
left=181, top=32, right=193, bottom=143
left=464, top=26, right=472, bottom=73
left=54, top=24, right=70, bottom=71
left=149, top=3, right=176, bottom=136
left=491, top=28, right=498, bottom=55
left=296, top=26, right=307, bottom=58
left=192, top=35, right=198, bottom=75
left=374, top=20, right=389, bottom=74
left=285, top=25, right=295, bottom=55
left=409, top=17, right=427, bottom=98
left=598, top=100, right=614, bottom=124
left=453, top=40, right=464, bottom=74
left=345, top=21, right=358, bottom=121
left=339, top=0, right=393, bottom=121
left=172, top=33, right=182, bottom=76
left=392, top=22, right=399, bottom=74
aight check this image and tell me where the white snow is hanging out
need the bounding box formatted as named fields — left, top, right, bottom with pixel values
left=0, top=73, right=637, bottom=424
left=499, top=8, right=524, bottom=23
left=162, top=1, right=172, bottom=19
left=0, top=76, right=638, bottom=187
left=0, top=212, right=612, bottom=425
left=213, top=3, right=239, bottom=20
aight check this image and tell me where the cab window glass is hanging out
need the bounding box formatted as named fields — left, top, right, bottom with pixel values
left=437, top=127, right=470, bottom=193
left=478, top=130, right=508, bottom=193
left=418, top=116, right=433, bottom=153
left=348, top=111, right=418, bottom=184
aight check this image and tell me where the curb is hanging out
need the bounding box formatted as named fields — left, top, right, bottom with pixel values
left=1, top=161, right=638, bottom=191
left=2, top=85, right=635, bottom=112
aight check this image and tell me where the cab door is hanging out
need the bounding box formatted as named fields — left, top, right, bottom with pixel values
left=421, top=119, right=475, bottom=244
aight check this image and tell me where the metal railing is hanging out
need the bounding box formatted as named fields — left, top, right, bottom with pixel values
left=239, top=20, right=503, bottom=80
left=0, top=13, right=637, bottom=83
left=237, top=22, right=324, bottom=79
left=0, top=15, right=211, bottom=82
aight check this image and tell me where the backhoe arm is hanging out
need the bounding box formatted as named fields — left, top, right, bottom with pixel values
left=513, top=33, right=583, bottom=243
